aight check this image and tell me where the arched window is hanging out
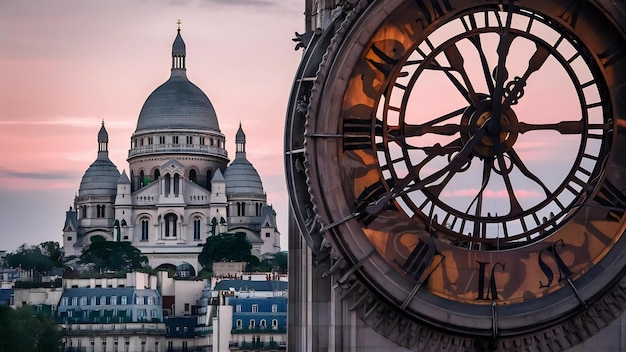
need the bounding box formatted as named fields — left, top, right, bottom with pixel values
left=189, top=169, right=197, bottom=183
left=272, top=319, right=278, bottom=329
left=141, top=218, right=149, bottom=241
left=96, top=205, right=105, bottom=218
left=241, top=202, right=246, bottom=216
left=193, top=217, right=201, bottom=240
left=139, top=170, right=145, bottom=187
left=260, top=319, right=266, bottom=328
left=154, top=169, right=160, bottom=180
left=164, top=213, right=177, bottom=238
left=174, top=174, right=180, bottom=195
left=81, top=206, right=87, bottom=219
left=164, top=174, right=171, bottom=196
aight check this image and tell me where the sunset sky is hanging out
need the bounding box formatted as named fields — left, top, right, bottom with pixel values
left=0, top=0, right=303, bottom=251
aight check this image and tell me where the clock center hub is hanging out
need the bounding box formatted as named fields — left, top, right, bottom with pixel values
left=463, top=102, right=519, bottom=158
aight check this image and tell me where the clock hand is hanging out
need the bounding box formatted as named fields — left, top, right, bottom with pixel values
left=500, top=43, right=551, bottom=111
left=501, top=120, right=611, bottom=134
left=490, top=0, right=516, bottom=132
left=366, top=121, right=490, bottom=215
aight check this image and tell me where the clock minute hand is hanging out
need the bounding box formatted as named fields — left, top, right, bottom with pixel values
left=366, top=122, right=489, bottom=215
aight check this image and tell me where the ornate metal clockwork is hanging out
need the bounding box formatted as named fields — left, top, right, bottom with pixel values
left=285, top=0, right=626, bottom=350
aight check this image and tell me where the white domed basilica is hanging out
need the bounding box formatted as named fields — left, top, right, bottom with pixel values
left=61, top=27, right=281, bottom=275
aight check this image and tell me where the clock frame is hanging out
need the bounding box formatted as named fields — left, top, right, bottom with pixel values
left=285, top=0, right=626, bottom=350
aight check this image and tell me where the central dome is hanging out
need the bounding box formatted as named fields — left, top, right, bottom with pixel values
left=135, top=72, right=220, bottom=132
left=134, top=28, right=220, bottom=133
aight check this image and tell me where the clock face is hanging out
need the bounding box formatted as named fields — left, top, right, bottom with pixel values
left=293, top=0, right=626, bottom=346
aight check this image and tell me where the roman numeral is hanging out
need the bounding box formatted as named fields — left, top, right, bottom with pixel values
left=343, top=118, right=372, bottom=151
left=559, top=0, right=584, bottom=29
left=354, top=178, right=395, bottom=227
left=538, top=239, right=573, bottom=288
left=416, top=0, right=454, bottom=24
left=366, top=44, right=400, bottom=79
left=476, top=261, right=506, bottom=300
left=399, top=235, right=444, bottom=282
left=594, top=179, right=626, bottom=222
left=598, top=41, right=626, bottom=68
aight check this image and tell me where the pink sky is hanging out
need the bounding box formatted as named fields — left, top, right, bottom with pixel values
left=0, top=1, right=303, bottom=251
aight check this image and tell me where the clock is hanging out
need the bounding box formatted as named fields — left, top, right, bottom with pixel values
left=285, top=0, right=626, bottom=350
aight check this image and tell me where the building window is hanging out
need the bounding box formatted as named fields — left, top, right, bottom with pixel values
left=164, top=174, right=171, bottom=196
left=236, top=305, right=242, bottom=312
left=260, top=319, right=266, bottom=328
left=91, top=297, right=96, bottom=306
left=164, top=213, right=178, bottom=237
left=111, top=296, right=117, bottom=305
left=71, top=297, right=77, bottom=306
left=271, top=304, right=278, bottom=313
left=61, top=297, right=68, bottom=306
left=249, top=319, right=255, bottom=329
left=186, top=136, right=193, bottom=144
left=121, top=296, right=127, bottom=305
left=96, top=205, right=105, bottom=218
left=184, top=303, right=190, bottom=311
left=151, top=309, right=158, bottom=318
left=206, top=170, right=212, bottom=191
left=266, top=232, right=271, bottom=238
left=199, top=137, right=205, bottom=145
left=251, top=304, right=258, bottom=313
left=81, top=206, right=87, bottom=219
left=141, top=219, right=149, bottom=241
left=236, top=319, right=242, bottom=328
left=101, top=296, right=107, bottom=305
left=173, top=174, right=180, bottom=195
left=147, top=137, right=153, bottom=145
left=189, top=169, right=197, bottom=183
left=193, top=218, right=201, bottom=240
left=172, top=136, right=179, bottom=144
left=272, top=319, right=278, bottom=329
left=136, top=296, right=144, bottom=305
left=80, top=296, right=87, bottom=306
left=159, top=136, right=165, bottom=144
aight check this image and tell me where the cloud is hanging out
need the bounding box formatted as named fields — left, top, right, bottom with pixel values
left=163, top=0, right=295, bottom=11
left=441, top=188, right=543, bottom=199
left=0, top=117, right=133, bottom=129
left=0, top=167, right=80, bottom=181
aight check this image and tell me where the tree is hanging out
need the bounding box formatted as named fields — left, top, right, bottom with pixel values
left=198, top=232, right=255, bottom=270
left=0, top=305, right=60, bottom=352
left=79, top=241, right=147, bottom=272
left=4, top=242, right=63, bottom=273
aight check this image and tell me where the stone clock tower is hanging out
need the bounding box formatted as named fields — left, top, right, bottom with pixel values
left=286, top=1, right=626, bottom=351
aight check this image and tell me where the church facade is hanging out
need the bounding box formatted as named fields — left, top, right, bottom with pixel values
left=62, top=27, right=281, bottom=275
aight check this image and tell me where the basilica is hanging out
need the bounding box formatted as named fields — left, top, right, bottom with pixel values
left=61, top=27, right=281, bottom=275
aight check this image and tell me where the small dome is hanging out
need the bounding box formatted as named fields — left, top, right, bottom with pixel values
left=172, top=30, right=185, bottom=55
left=97, top=122, right=108, bottom=141
left=224, top=158, right=264, bottom=195
left=79, top=158, right=120, bottom=197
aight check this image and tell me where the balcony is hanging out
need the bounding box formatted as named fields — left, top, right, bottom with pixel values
left=128, top=144, right=227, bottom=158
left=60, top=323, right=166, bottom=336
left=228, top=341, right=286, bottom=350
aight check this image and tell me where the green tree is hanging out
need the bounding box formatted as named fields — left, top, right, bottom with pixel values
left=198, top=232, right=255, bottom=270
left=4, top=242, right=63, bottom=273
left=79, top=241, right=148, bottom=272
left=0, top=305, right=60, bottom=352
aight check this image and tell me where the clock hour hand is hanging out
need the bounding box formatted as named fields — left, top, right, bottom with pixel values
left=366, top=121, right=489, bottom=215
